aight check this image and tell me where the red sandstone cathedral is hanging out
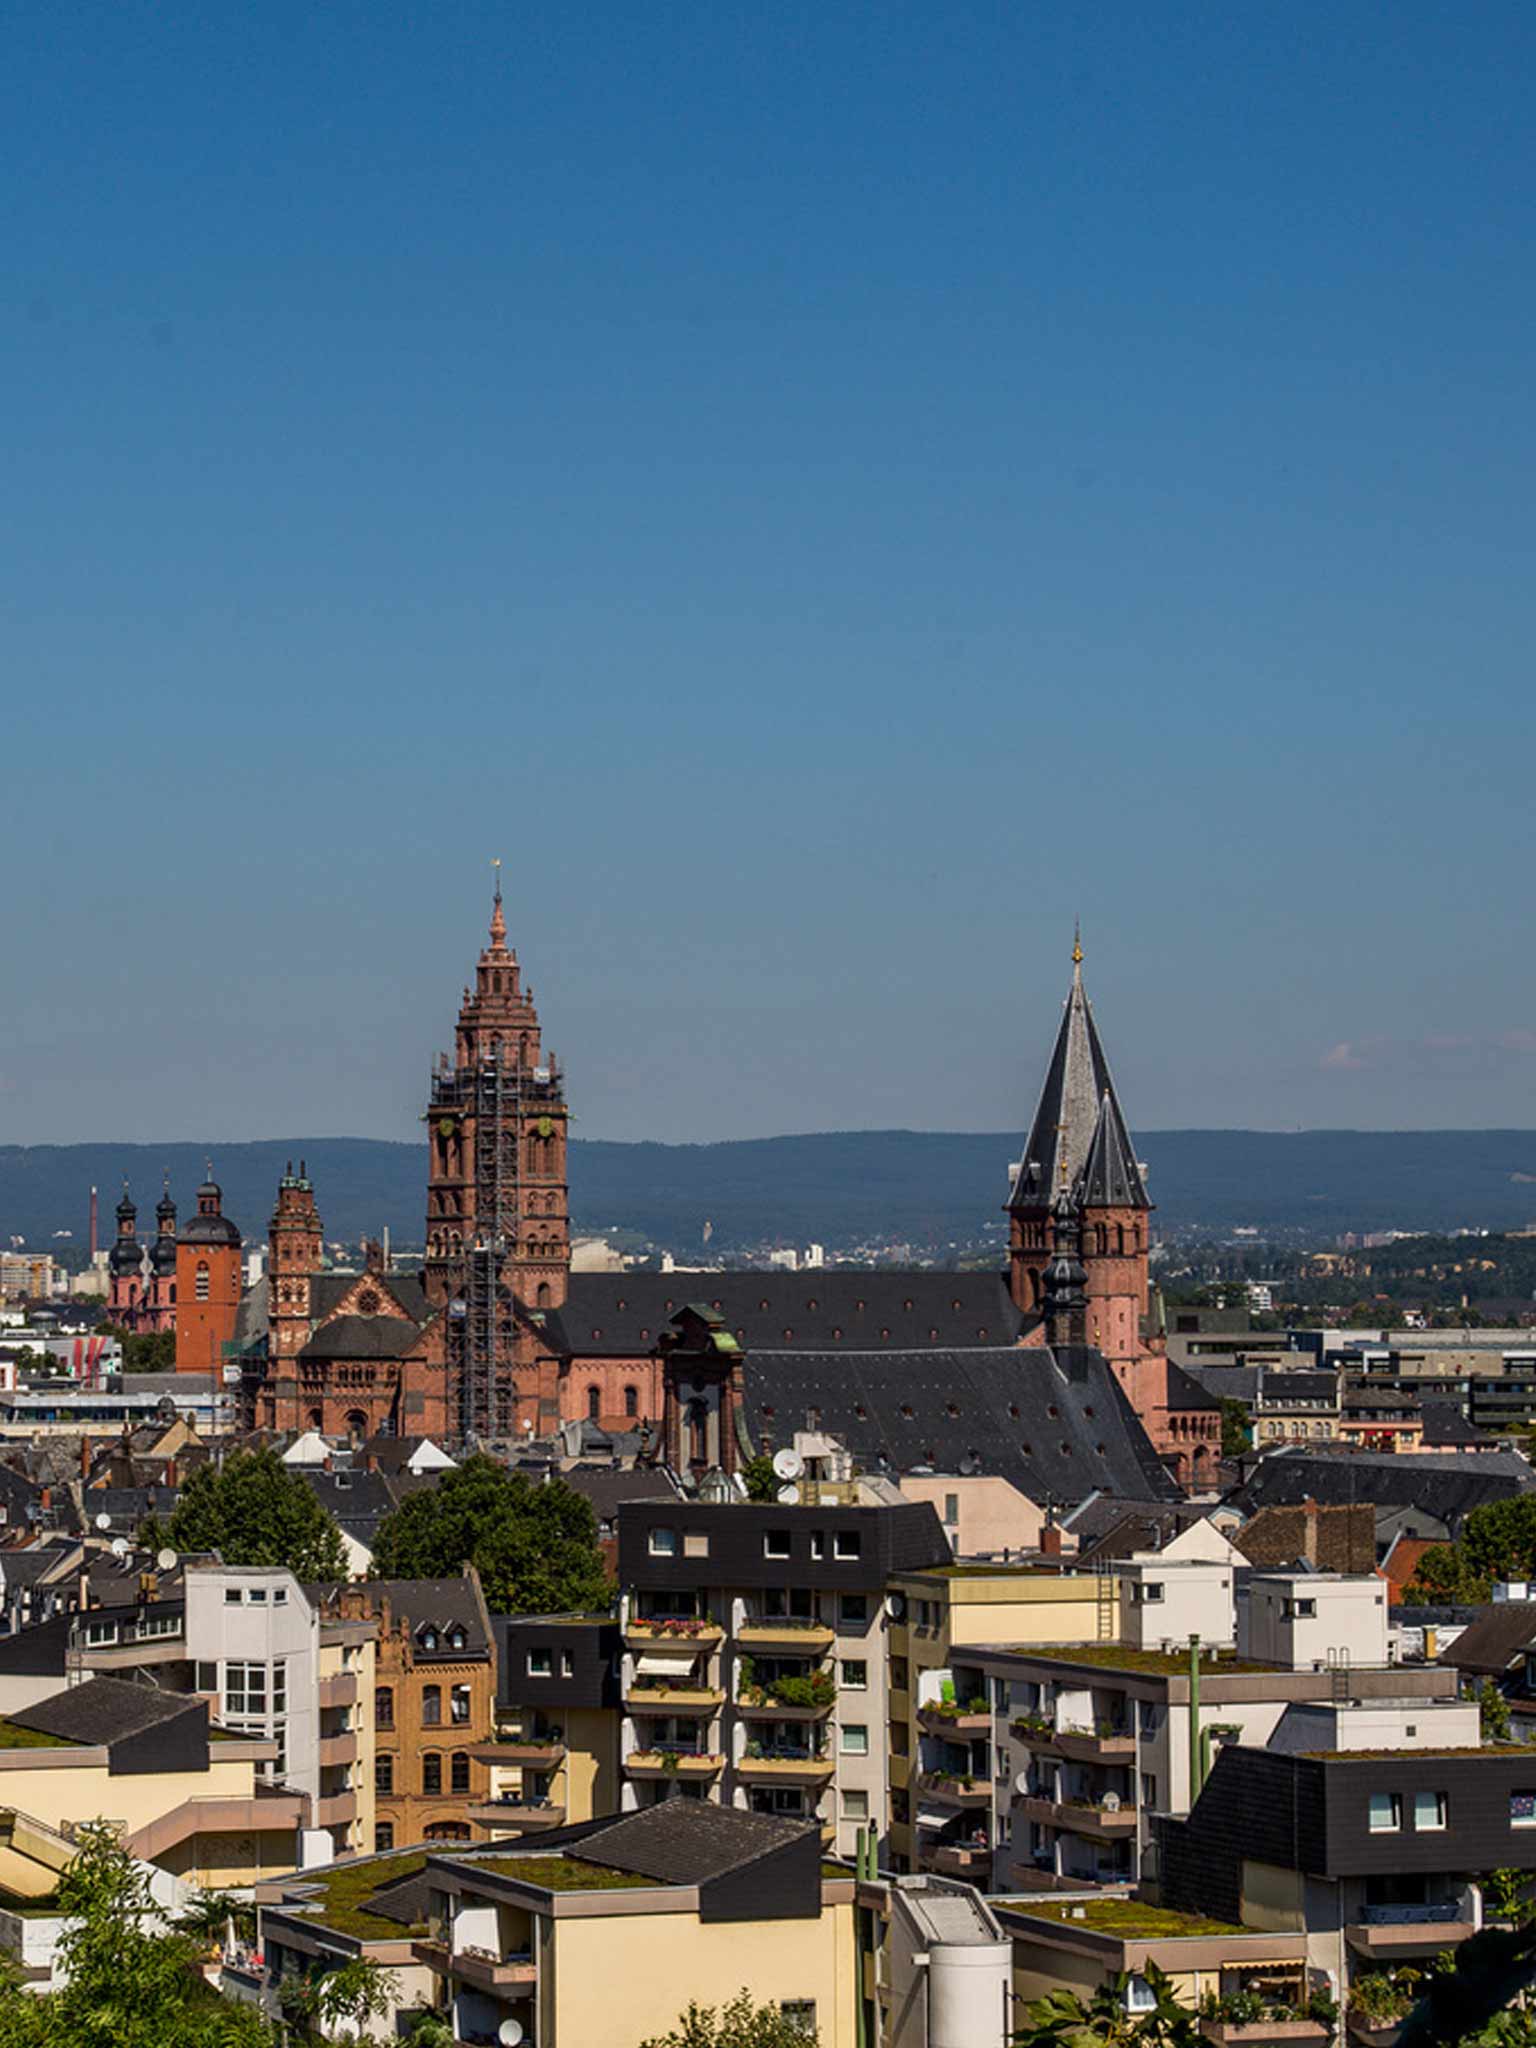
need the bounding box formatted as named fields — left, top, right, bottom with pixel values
left=246, top=880, right=1218, bottom=1494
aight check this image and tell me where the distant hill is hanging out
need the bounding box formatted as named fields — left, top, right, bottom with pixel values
left=8, top=1130, right=1536, bottom=1255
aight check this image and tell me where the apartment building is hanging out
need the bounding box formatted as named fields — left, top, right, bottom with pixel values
left=256, top=1801, right=858, bottom=2048
left=972, top=1572, right=1455, bottom=1893
left=479, top=1614, right=621, bottom=1834
left=884, top=1561, right=1114, bottom=1877
left=617, top=1494, right=949, bottom=1858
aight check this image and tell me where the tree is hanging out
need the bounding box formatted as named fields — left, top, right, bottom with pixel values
left=175, top=1889, right=255, bottom=1954
left=144, top=1448, right=347, bottom=1582
left=280, top=1956, right=398, bottom=2042
left=1405, top=1497, right=1536, bottom=1607
left=1481, top=1681, right=1513, bottom=1745
left=95, top=1324, right=178, bottom=1372
left=741, top=1454, right=779, bottom=1503
left=0, top=1822, right=275, bottom=2048
left=1218, top=1399, right=1251, bottom=1459
left=1015, top=1968, right=1201, bottom=2048
left=369, top=1455, right=611, bottom=1615
left=638, top=1988, right=821, bottom=2048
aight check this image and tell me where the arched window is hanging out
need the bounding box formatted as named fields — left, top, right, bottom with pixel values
left=345, top=1410, right=366, bottom=1443
left=687, top=1398, right=709, bottom=1465
left=624, top=1385, right=638, bottom=1418
left=375, top=1686, right=394, bottom=1730
left=421, top=1684, right=441, bottom=1725
left=450, top=1751, right=470, bottom=1794
left=422, top=1752, right=441, bottom=1795
left=536, top=1282, right=551, bottom=1309
left=448, top=1626, right=467, bottom=1652
left=195, top=1261, right=210, bottom=1302
left=423, top=1820, right=470, bottom=1841
left=587, top=1386, right=601, bottom=1421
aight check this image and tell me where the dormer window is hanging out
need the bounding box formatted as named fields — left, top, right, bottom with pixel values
left=420, top=1626, right=439, bottom=1652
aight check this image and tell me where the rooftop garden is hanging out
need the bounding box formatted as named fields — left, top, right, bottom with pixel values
left=474, top=1856, right=658, bottom=1892
left=292, top=1852, right=430, bottom=1939
left=1012, top=1646, right=1277, bottom=1676
left=1000, top=1898, right=1246, bottom=1938
left=1302, top=1744, right=1536, bottom=1760
left=0, top=1722, right=77, bottom=1750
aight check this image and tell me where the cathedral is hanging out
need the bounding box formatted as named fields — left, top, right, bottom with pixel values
left=249, top=879, right=1219, bottom=1494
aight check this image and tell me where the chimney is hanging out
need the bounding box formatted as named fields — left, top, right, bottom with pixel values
left=1302, top=1496, right=1320, bottom=1566
left=39, top=1486, right=51, bottom=1512
left=80, top=1435, right=92, bottom=1481
left=1040, top=1522, right=1063, bottom=1557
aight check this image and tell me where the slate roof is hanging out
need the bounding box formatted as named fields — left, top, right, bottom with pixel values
left=85, top=1487, right=180, bottom=1534
left=310, top=1274, right=430, bottom=1325
left=1075, top=1505, right=1220, bottom=1566
left=1258, top=1372, right=1340, bottom=1405
left=741, top=1342, right=1178, bottom=1506
left=352, top=1579, right=492, bottom=1660
left=559, top=1464, right=680, bottom=1526
left=1165, top=1362, right=1221, bottom=1412
left=1079, top=1089, right=1150, bottom=1211
left=1226, top=1448, right=1534, bottom=1534
left=1420, top=1403, right=1497, bottom=1448
left=1008, top=960, right=1122, bottom=1210
left=300, top=1316, right=423, bottom=1362
left=297, top=1470, right=398, bottom=1545
left=553, top=1800, right=813, bottom=1884
left=1059, top=1492, right=1207, bottom=1546
left=11, top=1675, right=202, bottom=1745
left=1438, top=1602, right=1536, bottom=1676
left=550, top=1271, right=1025, bottom=1359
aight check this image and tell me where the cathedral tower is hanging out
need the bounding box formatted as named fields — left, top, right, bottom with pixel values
left=1006, top=936, right=1152, bottom=1365
left=108, top=1183, right=143, bottom=1321
left=174, top=1167, right=243, bottom=1376
left=424, top=865, right=570, bottom=1438
left=269, top=1160, right=323, bottom=1361
left=145, top=1176, right=179, bottom=1331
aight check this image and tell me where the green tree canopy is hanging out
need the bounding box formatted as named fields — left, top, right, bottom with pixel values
left=1405, top=1497, right=1536, bottom=1606
left=143, top=1448, right=347, bottom=1582
left=1218, top=1398, right=1251, bottom=1459
left=638, top=1988, right=820, bottom=2048
left=368, top=1454, right=611, bottom=1615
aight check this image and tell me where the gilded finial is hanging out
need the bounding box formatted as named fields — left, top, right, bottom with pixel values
left=1072, top=918, right=1083, bottom=967
left=489, top=858, right=507, bottom=946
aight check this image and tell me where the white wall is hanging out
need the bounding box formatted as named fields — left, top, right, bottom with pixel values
left=1241, top=1576, right=1389, bottom=1670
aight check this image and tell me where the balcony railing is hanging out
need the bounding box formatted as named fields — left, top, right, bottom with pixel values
left=1055, top=1725, right=1136, bottom=1763
left=917, top=1704, right=992, bottom=1738
left=917, top=1771, right=991, bottom=1808
left=737, top=1616, right=835, bottom=1649
left=623, top=1750, right=724, bottom=1778
left=1014, top=1792, right=1136, bottom=1837
left=410, top=1938, right=537, bottom=1990
left=624, top=1617, right=723, bottom=1645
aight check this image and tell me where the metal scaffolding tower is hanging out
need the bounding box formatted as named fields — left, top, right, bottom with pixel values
left=452, top=1046, right=522, bottom=1441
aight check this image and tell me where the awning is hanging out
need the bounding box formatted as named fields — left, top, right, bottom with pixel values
left=635, top=1650, right=702, bottom=1678
left=914, top=1807, right=955, bottom=1832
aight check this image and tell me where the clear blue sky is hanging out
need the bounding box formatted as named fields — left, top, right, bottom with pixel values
left=4, top=2, right=1533, bottom=1147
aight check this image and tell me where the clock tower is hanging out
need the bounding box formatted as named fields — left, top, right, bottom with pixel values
left=424, top=866, right=570, bottom=1438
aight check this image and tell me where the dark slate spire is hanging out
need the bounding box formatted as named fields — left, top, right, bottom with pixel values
left=1079, top=1087, right=1150, bottom=1210
left=1009, top=933, right=1122, bottom=1210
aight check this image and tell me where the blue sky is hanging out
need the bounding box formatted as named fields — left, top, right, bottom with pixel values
left=4, top=1, right=1533, bottom=1146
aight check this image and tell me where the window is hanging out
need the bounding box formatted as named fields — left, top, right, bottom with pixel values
left=375, top=1754, right=394, bottom=1795
left=448, top=1626, right=467, bottom=1650
left=528, top=1649, right=552, bottom=1677
left=224, top=1588, right=242, bottom=1605
left=810, top=1532, right=826, bottom=1561
left=1141, top=1774, right=1158, bottom=1809
left=422, top=1684, right=441, bottom=1725
left=891, top=1658, right=909, bottom=1692
left=649, top=1528, right=678, bottom=1557
left=1414, top=1790, right=1447, bottom=1831
left=765, top=1529, right=791, bottom=1560
left=840, top=1593, right=868, bottom=1627
left=420, top=1626, right=439, bottom=1652
left=683, top=1532, right=709, bottom=1560
left=1126, top=1977, right=1156, bottom=2014
left=422, top=1753, right=442, bottom=1795
left=273, top=1587, right=287, bottom=1605
left=226, top=1662, right=268, bottom=1716
left=944, top=1493, right=959, bottom=1525
left=196, top=1662, right=217, bottom=1693
left=841, top=1659, right=868, bottom=1690
left=374, top=1823, right=394, bottom=1852
left=1369, top=1793, right=1403, bottom=1833
left=451, top=1684, right=471, bottom=1724
left=247, top=1586, right=267, bottom=1604
left=561, top=1652, right=574, bottom=1678
left=841, top=1724, right=869, bottom=1756
left=450, top=1751, right=470, bottom=1794
left=1511, top=1791, right=1536, bottom=1828
left=781, top=2002, right=817, bottom=2036
left=1132, top=1582, right=1164, bottom=1604
left=375, top=1687, right=394, bottom=1730
left=196, top=1261, right=210, bottom=1301
left=834, top=1530, right=862, bottom=1561
left=587, top=1386, right=601, bottom=1420
left=625, top=1385, right=638, bottom=1417
left=842, top=1788, right=870, bottom=1820
left=83, top=1619, right=118, bottom=1646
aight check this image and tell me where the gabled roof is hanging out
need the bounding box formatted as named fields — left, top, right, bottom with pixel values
left=1079, top=1089, right=1150, bottom=1211
left=558, top=1800, right=813, bottom=1884
left=1227, top=1448, right=1534, bottom=1534
left=1438, top=1602, right=1536, bottom=1676
left=350, top=1579, right=492, bottom=1659
left=300, top=1316, right=423, bottom=1362
left=12, top=1675, right=202, bottom=1746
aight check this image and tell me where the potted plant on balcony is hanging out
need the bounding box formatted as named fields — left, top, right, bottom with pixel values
left=1346, top=1970, right=1418, bottom=2045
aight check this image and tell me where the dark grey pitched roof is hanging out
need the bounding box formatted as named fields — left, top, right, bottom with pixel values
left=310, top=1273, right=429, bottom=1325
left=355, top=1579, right=491, bottom=1659
left=297, top=1469, right=397, bottom=1540
left=1075, top=1505, right=1218, bottom=1566
left=1177, top=1364, right=1262, bottom=1405
left=1008, top=961, right=1147, bottom=1213
left=12, top=1675, right=202, bottom=1744
left=1438, top=1602, right=1536, bottom=1676
left=1079, top=1089, right=1150, bottom=1211
left=1259, top=1372, right=1340, bottom=1403
left=300, top=1316, right=423, bottom=1362
left=1226, top=1448, right=1534, bottom=1533
left=86, top=1487, right=180, bottom=1532
left=1420, top=1403, right=1497, bottom=1447
left=560, top=1800, right=813, bottom=1884
left=1165, top=1363, right=1221, bottom=1412
left=549, top=1271, right=1025, bottom=1358
left=360, top=1434, right=453, bottom=1474
left=559, top=1465, right=680, bottom=1523
left=741, top=1342, right=1178, bottom=1506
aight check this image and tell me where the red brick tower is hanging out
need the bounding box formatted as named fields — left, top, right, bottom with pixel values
left=174, top=1166, right=243, bottom=1376
left=108, top=1183, right=144, bottom=1322
left=1006, top=933, right=1152, bottom=1366
left=424, top=864, right=570, bottom=1440
left=269, top=1160, right=323, bottom=1363
left=144, top=1176, right=179, bottom=1331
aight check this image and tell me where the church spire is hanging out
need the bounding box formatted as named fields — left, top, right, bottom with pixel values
left=488, top=858, right=507, bottom=950
left=1008, top=932, right=1119, bottom=1211
left=1080, top=1087, right=1149, bottom=1210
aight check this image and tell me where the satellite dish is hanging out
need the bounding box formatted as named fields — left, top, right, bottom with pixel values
left=776, top=1483, right=800, bottom=1505
left=958, top=1452, right=982, bottom=1477
left=498, top=2022, right=525, bottom=2047
left=95, top=1512, right=111, bottom=1531
left=110, top=1537, right=129, bottom=1557
left=1101, top=1791, right=1121, bottom=1812
left=772, top=1447, right=804, bottom=1480
left=1015, top=1770, right=1033, bottom=1795
left=885, top=1591, right=907, bottom=1620
left=156, top=1548, right=178, bottom=1571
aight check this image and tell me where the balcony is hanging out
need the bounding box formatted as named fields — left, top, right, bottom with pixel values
left=1055, top=1725, right=1136, bottom=1764
left=926, top=1843, right=993, bottom=1878
left=1014, top=1793, right=1136, bottom=1838
left=736, top=1618, right=835, bottom=1651
left=318, top=1672, right=357, bottom=1710
left=736, top=1690, right=834, bottom=1722
left=1202, top=2026, right=1330, bottom=2047
left=469, top=1798, right=567, bottom=1831
left=917, top=1704, right=991, bottom=1739
left=411, top=1938, right=537, bottom=1992
left=467, top=1737, right=568, bottom=1766
left=315, top=1791, right=357, bottom=1828
left=624, top=1618, right=722, bottom=1649
left=1345, top=1904, right=1476, bottom=1956
left=317, top=1732, right=357, bottom=1768
left=623, top=1750, right=724, bottom=1780
left=917, top=1772, right=991, bottom=1809
left=624, top=1686, right=725, bottom=1714
left=1010, top=1718, right=1062, bottom=1755
left=736, top=1752, right=835, bottom=1784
